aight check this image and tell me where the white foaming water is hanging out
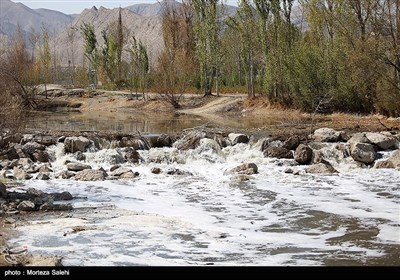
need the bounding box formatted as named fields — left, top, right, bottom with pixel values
left=9, top=141, right=400, bottom=266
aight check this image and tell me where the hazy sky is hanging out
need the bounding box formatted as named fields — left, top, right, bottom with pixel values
left=15, top=0, right=239, bottom=15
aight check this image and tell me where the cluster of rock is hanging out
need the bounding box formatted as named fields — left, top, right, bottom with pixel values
left=0, top=128, right=399, bottom=184
left=0, top=182, right=73, bottom=216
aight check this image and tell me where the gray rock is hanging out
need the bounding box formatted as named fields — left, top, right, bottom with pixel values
left=124, top=147, right=141, bottom=163
left=348, top=133, right=371, bottom=146
left=151, top=167, right=161, bottom=174
left=74, top=151, right=86, bottom=161
left=365, top=132, right=397, bottom=150
left=34, top=135, right=56, bottom=146
left=313, top=128, right=343, bottom=142
left=5, top=217, right=16, bottom=224
left=22, top=142, right=45, bottom=156
left=74, top=169, right=105, bottom=181
left=263, top=147, right=293, bottom=159
left=110, top=165, right=121, bottom=172
left=0, top=182, right=7, bottom=198
left=375, top=150, right=400, bottom=169
left=7, top=159, right=19, bottom=168
left=36, top=172, right=50, bottom=180
left=59, top=170, right=75, bottom=179
left=36, top=164, right=53, bottom=173
left=174, top=131, right=206, bottom=150
left=111, top=167, right=131, bottom=177
left=13, top=167, right=32, bottom=180
left=350, top=143, right=377, bottom=164
left=32, top=150, right=49, bottom=163
left=283, top=135, right=300, bottom=150
left=294, top=144, right=313, bottom=165
left=306, top=163, right=338, bottom=174
left=226, top=163, right=258, bottom=175
left=67, top=162, right=92, bottom=172
left=228, top=133, right=249, bottom=145
left=147, top=134, right=173, bottom=148
left=18, top=158, right=33, bottom=168
left=52, top=191, right=73, bottom=201
left=119, top=171, right=139, bottom=179
left=64, top=136, right=91, bottom=153
left=17, top=200, right=36, bottom=211
left=166, top=168, right=193, bottom=176
left=40, top=203, right=73, bottom=211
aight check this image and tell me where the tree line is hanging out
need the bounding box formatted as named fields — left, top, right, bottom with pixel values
left=1, top=0, right=399, bottom=118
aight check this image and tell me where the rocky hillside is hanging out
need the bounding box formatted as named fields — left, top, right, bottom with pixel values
left=0, top=0, right=73, bottom=38
left=54, top=6, right=163, bottom=67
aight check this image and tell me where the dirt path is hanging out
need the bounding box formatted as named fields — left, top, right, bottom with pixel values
left=179, top=95, right=245, bottom=115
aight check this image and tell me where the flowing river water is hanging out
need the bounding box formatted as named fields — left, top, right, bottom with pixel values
left=8, top=134, right=400, bottom=266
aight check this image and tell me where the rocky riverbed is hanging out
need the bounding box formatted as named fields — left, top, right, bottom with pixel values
left=1, top=127, right=399, bottom=266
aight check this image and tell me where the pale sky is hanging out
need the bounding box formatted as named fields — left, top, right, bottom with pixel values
left=15, top=0, right=239, bottom=15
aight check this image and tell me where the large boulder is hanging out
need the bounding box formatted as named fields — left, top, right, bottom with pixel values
left=64, top=136, right=91, bottom=153
left=123, top=148, right=141, bottom=163
left=365, top=132, right=397, bottom=150
left=119, top=171, right=139, bottom=179
left=17, top=200, right=36, bottom=211
left=348, top=133, right=371, bottom=146
left=33, top=135, right=56, bottom=146
left=283, top=135, right=300, bottom=150
left=111, top=167, right=132, bottom=177
left=350, top=143, right=376, bottom=164
left=375, top=150, right=400, bottom=169
left=74, top=169, right=105, bottom=181
left=306, top=162, right=338, bottom=174
left=225, top=163, right=258, bottom=175
left=263, top=147, right=293, bottom=159
left=174, top=131, right=206, bottom=150
left=32, top=150, right=49, bottom=163
left=21, top=142, right=45, bottom=156
left=66, top=162, right=92, bottom=172
left=228, top=133, right=249, bottom=145
left=312, top=128, right=343, bottom=142
left=294, top=144, right=313, bottom=165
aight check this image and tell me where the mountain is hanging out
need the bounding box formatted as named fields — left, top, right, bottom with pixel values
left=53, top=6, right=163, bottom=67
left=126, top=0, right=180, bottom=17
left=0, top=0, right=73, bottom=36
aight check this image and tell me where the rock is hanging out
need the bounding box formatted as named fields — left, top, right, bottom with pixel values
left=111, top=167, right=132, bottom=177
left=74, top=169, right=105, bottom=181
left=284, top=168, right=294, bottom=174
left=36, top=172, right=50, bottom=180
left=365, top=132, right=397, bottom=150
left=124, top=148, right=141, bottom=163
left=313, top=128, right=343, bottom=142
left=26, top=188, right=45, bottom=196
left=375, top=150, right=400, bottom=169
left=57, top=136, right=66, bottom=143
left=110, top=165, right=121, bottom=172
left=32, top=150, right=49, bottom=163
left=7, top=159, right=19, bottom=168
left=306, top=163, right=338, bottom=174
left=18, top=158, right=33, bottom=168
left=17, top=200, right=36, bottom=211
left=36, top=164, right=53, bottom=173
left=348, top=133, right=371, bottom=146
left=174, top=131, right=206, bottom=150
left=283, top=135, right=300, bottom=150
left=151, top=167, right=161, bottom=174
left=13, top=167, right=32, bottom=180
left=27, top=256, right=63, bottom=266
left=294, top=144, right=313, bottom=165
left=0, top=182, right=7, bottom=198
left=74, top=151, right=86, bottom=161
left=350, top=143, right=377, bottom=164
left=119, top=171, right=139, bottom=179
left=226, top=163, right=258, bottom=175
left=196, top=138, right=222, bottom=154
left=7, top=144, right=25, bottom=160
left=67, top=162, right=92, bottom=172
left=166, top=168, right=193, bottom=176
left=5, top=217, right=16, bottom=224
left=39, top=203, right=73, bottom=211
left=64, top=136, right=91, bottom=153
left=263, top=147, right=293, bottom=159
left=59, top=171, right=75, bottom=179
left=52, top=191, right=73, bottom=201
left=22, top=142, right=45, bottom=155
left=152, top=134, right=173, bottom=148
left=34, top=135, right=56, bottom=146
left=228, top=133, right=249, bottom=145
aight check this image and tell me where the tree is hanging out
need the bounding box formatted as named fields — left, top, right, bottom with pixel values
left=80, top=23, right=98, bottom=88
left=155, top=0, right=196, bottom=108
left=191, top=0, right=223, bottom=97
left=67, top=25, right=77, bottom=86
left=129, top=36, right=149, bottom=98
left=227, top=0, right=260, bottom=98
left=39, top=26, right=51, bottom=98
